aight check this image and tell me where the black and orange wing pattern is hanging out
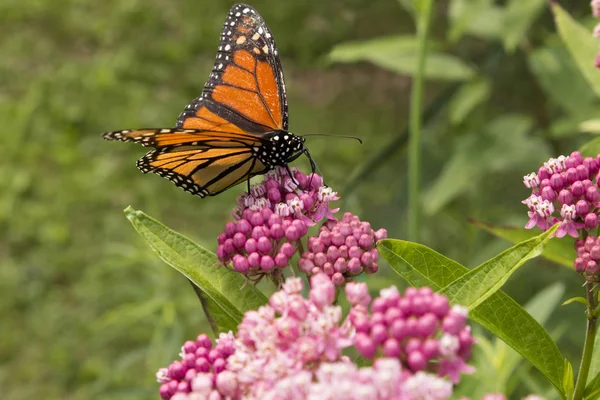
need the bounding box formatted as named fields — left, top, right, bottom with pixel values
left=176, top=3, right=288, bottom=133
left=103, top=3, right=291, bottom=197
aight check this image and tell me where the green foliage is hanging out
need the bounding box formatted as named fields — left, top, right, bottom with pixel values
left=378, top=237, right=565, bottom=394
left=472, top=220, right=576, bottom=269
left=439, top=225, right=558, bottom=310
left=564, top=359, right=575, bottom=400
left=329, top=35, right=474, bottom=80
left=125, top=207, right=268, bottom=333
left=552, top=4, right=600, bottom=98
left=456, top=283, right=566, bottom=398
left=3, top=0, right=599, bottom=398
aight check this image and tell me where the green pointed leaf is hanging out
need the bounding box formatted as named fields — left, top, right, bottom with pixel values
left=328, top=35, right=474, bottom=81
left=580, top=119, right=600, bottom=134
left=579, top=136, right=600, bottom=158
left=561, top=297, right=589, bottom=307
left=585, top=372, right=600, bottom=399
left=189, top=281, right=237, bottom=334
left=528, top=44, right=597, bottom=116
left=552, top=3, right=600, bottom=98
left=502, top=0, right=545, bottom=52
left=564, top=359, right=575, bottom=400
left=440, top=225, right=557, bottom=310
left=471, top=220, right=575, bottom=268
left=378, top=239, right=565, bottom=394
left=448, top=79, right=491, bottom=125
left=124, top=206, right=268, bottom=332
left=448, top=0, right=504, bottom=42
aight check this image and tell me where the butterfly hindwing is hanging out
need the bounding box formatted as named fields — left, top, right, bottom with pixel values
left=137, top=145, right=268, bottom=197
left=176, top=3, right=288, bottom=133
left=103, top=128, right=269, bottom=197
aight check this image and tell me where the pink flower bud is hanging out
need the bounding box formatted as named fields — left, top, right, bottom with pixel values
left=347, top=257, right=362, bottom=274
left=260, top=255, right=275, bottom=271
left=331, top=272, right=345, bottom=286
left=557, top=189, right=573, bottom=205
left=247, top=252, right=260, bottom=268
left=571, top=181, right=585, bottom=197
left=274, top=253, right=288, bottom=268
left=232, top=232, right=246, bottom=249
left=586, top=213, right=599, bottom=229
left=215, top=371, right=238, bottom=398
left=355, top=332, right=376, bottom=358
left=383, top=338, right=401, bottom=357
left=550, top=173, right=564, bottom=190
left=310, top=273, right=335, bottom=307
left=407, top=350, right=426, bottom=371
left=345, top=282, right=371, bottom=306
left=297, top=257, right=314, bottom=273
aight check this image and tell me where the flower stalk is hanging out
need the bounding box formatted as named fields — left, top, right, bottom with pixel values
left=408, top=0, right=434, bottom=241
left=573, top=284, right=598, bottom=400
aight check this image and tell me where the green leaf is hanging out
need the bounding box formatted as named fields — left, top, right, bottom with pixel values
left=561, top=297, right=589, bottom=307
left=501, top=0, right=546, bottom=52
left=585, top=372, right=600, bottom=399
left=189, top=281, right=237, bottom=334
left=552, top=3, right=600, bottom=98
left=448, top=79, right=491, bottom=125
left=580, top=119, right=600, bottom=134
left=124, top=206, right=268, bottom=332
left=424, top=115, right=537, bottom=214
left=588, top=325, right=600, bottom=389
left=564, top=359, right=575, bottom=400
left=378, top=239, right=565, bottom=394
left=471, top=220, right=575, bottom=269
left=579, top=137, right=600, bottom=158
left=440, top=225, right=558, bottom=310
left=448, top=0, right=504, bottom=42
left=329, top=35, right=474, bottom=81
left=528, top=44, right=597, bottom=116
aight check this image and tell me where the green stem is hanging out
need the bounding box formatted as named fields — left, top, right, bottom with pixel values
left=573, top=283, right=598, bottom=400
left=407, top=0, right=434, bottom=241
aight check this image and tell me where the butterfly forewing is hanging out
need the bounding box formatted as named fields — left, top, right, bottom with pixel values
left=176, top=3, right=288, bottom=133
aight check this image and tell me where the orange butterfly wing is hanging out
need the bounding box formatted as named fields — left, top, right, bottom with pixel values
left=103, top=128, right=269, bottom=196
left=176, top=3, right=288, bottom=134
left=102, top=4, right=290, bottom=197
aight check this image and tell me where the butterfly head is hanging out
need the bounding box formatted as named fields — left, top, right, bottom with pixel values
left=259, top=130, right=305, bottom=168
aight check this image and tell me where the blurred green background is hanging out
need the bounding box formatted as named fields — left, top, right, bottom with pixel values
left=1, top=0, right=597, bottom=398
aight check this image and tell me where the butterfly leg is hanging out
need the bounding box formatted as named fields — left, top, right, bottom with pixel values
left=285, top=165, right=299, bottom=186
left=302, top=148, right=324, bottom=188
left=247, top=178, right=251, bottom=195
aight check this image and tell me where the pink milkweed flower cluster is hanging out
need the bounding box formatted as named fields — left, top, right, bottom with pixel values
left=216, top=167, right=339, bottom=277
left=348, top=285, right=475, bottom=384
left=225, top=274, right=356, bottom=398
left=263, top=359, right=452, bottom=400
left=298, top=212, right=388, bottom=286
left=574, top=236, right=600, bottom=279
left=157, top=276, right=472, bottom=399
left=459, top=395, right=546, bottom=400
left=522, top=152, right=600, bottom=238
left=156, top=332, right=236, bottom=399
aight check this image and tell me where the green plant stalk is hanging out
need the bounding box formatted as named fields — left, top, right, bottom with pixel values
left=407, top=0, right=434, bottom=241
left=573, top=284, right=598, bottom=400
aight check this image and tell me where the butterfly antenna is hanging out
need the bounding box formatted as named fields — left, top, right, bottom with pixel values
left=301, top=133, right=363, bottom=144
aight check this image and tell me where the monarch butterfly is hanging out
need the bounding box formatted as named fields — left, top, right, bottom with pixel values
left=103, top=3, right=314, bottom=198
